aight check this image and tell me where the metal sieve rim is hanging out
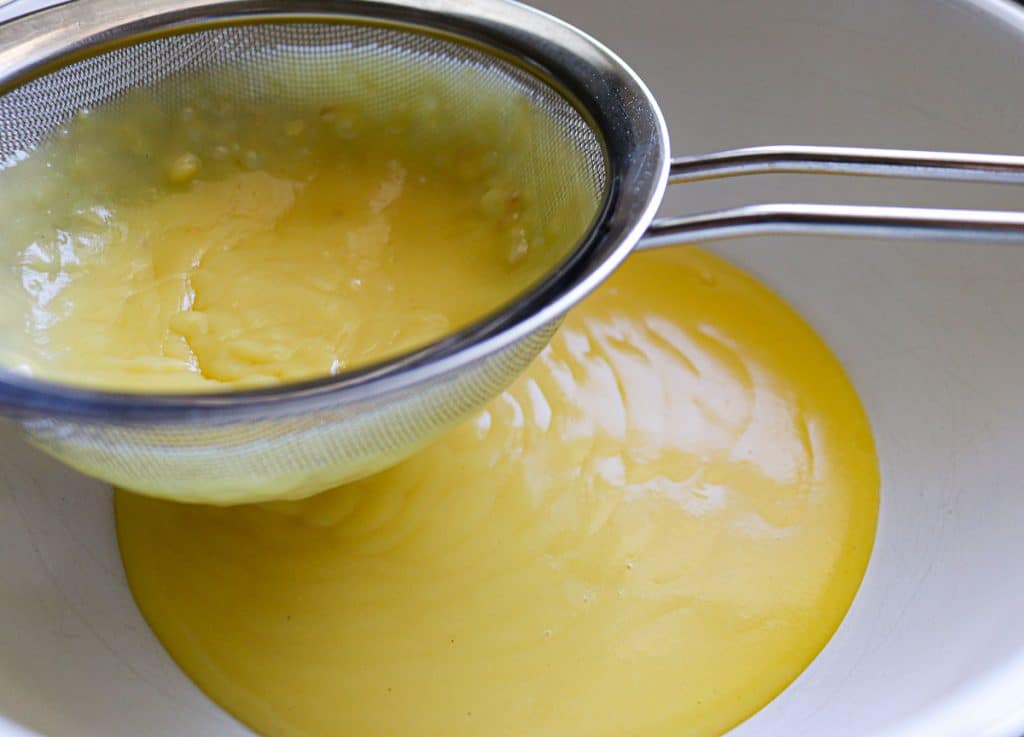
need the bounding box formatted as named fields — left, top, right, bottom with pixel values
left=0, top=0, right=670, bottom=422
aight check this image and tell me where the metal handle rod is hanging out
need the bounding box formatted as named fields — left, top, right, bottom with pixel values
left=668, top=145, right=1024, bottom=184
left=639, top=204, right=1024, bottom=251
left=639, top=145, right=1024, bottom=249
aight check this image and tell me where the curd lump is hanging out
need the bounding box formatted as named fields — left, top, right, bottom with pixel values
left=118, top=248, right=879, bottom=737
left=0, top=63, right=594, bottom=390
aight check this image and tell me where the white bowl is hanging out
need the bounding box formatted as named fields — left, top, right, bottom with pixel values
left=3, top=0, right=1024, bottom=735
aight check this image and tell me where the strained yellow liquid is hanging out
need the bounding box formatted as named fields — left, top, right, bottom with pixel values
left=117, top=248, right=879, bottom=737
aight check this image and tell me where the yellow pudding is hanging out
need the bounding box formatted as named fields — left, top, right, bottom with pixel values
left=117, top=248, right=879, bottom=737
left=0, top=67, right=593, bottom=390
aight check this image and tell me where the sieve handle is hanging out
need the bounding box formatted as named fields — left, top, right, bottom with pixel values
left=637, top=145, right=1024, bottom=250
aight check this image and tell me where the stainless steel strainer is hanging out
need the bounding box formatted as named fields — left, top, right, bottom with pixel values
left=1, top=0, right=1024, bottom=504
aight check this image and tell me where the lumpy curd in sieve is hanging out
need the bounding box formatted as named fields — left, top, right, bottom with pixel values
left=0, top=72, right=591, bottom=390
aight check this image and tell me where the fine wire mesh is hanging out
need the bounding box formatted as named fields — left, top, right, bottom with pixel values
left=0, top=21, right=609, bottom=502
left=23, top=322, right=560, bottom=503
left=0, top=23, right=607, bottom=208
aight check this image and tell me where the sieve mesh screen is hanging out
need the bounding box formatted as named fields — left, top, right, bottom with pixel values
left=0, top=23, right=606, bottom=209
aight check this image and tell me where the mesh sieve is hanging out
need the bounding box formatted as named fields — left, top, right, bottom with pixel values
left=0, top=0, right=670, bottom=503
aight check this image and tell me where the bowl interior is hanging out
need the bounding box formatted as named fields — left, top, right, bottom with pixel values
left=3, top=0, right=1024, bottom=736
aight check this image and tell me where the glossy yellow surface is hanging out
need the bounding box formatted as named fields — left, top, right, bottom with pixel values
left=117, top=248, right=879, bottom=737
